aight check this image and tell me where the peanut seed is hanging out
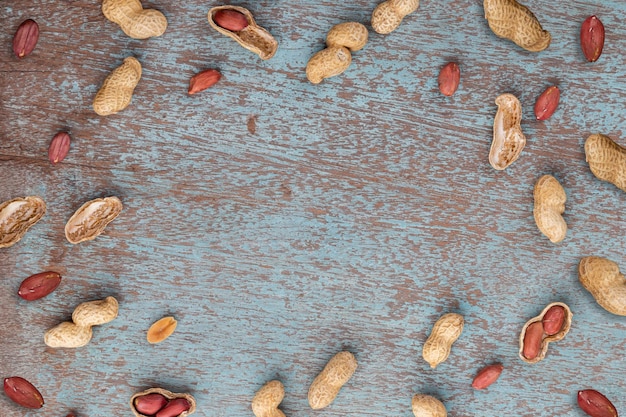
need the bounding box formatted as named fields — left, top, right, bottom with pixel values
left=147, top=316, right=178, bottom=344
left=12, top=19, right=39, bottom=58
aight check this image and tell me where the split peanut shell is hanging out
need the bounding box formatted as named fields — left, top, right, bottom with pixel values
left=65, top=197, right=122, bottom=244
left=130, top=387, right=196, bottom=417
left=518, top=302, right=572, bottom=364
left=489, top=93, right=526, bottom=170
left=208, top=6, right=278, bottom=60
left=0, top=196, right=46, bottom=248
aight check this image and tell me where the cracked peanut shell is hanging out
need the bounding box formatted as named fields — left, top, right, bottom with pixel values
left=518, top=302, right=572, bottom=364
left=208, top=6, right=277, bottom=60
left=489, top=93, right=526, bottom=170
left=65, top=197, right=122, bottom=244
left=130, top=387, right=196, bottom=417
left=0, top=196, right=46, bottom=248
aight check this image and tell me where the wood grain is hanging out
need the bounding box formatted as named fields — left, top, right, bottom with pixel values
left=1, top=1, right=625, bottom=416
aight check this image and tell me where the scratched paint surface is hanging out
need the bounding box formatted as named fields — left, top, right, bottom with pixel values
left=1, top=1, right=625, bottom=416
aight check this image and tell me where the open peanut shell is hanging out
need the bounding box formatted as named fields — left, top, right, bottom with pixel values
left=0, top=196, right=46, bottom=248
left=518, top=302, right=572, bottom=364
left=208, top=6, right=278, bottom=60
left=489, top=93, right=526, bottom=170
left=64, top=196, right=122, bottom=244
left=130, top=387, right=196, bottom=417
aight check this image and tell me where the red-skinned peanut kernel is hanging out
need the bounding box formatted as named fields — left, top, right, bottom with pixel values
left=534, top=86, right=560, bottom=120
left=471, top=363, right=504, bottom=390
left=213, top=9, right=248, bottom=32
left=438, top=62, right=460, bottom=97
left=134, top=393, right=168, bottom=415
left=3, top=377, right=44, bottom=409
left=18, top=271, right=62, bottom=301
left=155, top=398, right=191, bottom=417
left=580, top=16, right=605, bottom=62
left=542, top=305, right=566, bottom=335
left=577, top=389, right=618, bottom=417
left=13, top=19, right=39, bottom=58
left=522, top=321, right=544, bottom=360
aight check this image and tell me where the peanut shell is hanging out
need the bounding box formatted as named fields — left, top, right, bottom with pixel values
left=371, top=0, right=420, bottom=34
left=411, top=394, right=447, bottom=417
left=308, top=351, right=357, bottom=409
left=252, top=380, right=286, bottom=417
left=130, top=387, right=196, bottom=417
left=483, top=0, right=551, bottom=52
left=533, top=175, right=567, bottom=243
left=489, top=93, right=526, bottom=170
left=65, top=196, right=122, bottom=244
left=0, top=196, right=46, bottom=248
left=102, top=0, right=167, bottom=39
left=44, top=322, right=94, bottom=348
left=584, top=134, right=626, bottom=193
left=422, top=313, right=464, bottom=369
left=579, top=256, right=626, bottom=316
left=208, top=6, right=277, bottom=60
left=518, top=302, right=572, bottom=363
left=93, top=57, right=142, bottom=116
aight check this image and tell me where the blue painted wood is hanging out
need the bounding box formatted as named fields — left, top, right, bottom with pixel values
left=1, top=1, right=625, bottom=416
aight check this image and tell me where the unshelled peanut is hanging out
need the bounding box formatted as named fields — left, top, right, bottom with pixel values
left=102, top=0, right=167, bottom=39
left=534, top=86, right=560, bottom=120
left=371, top=0, right=419, bottom=34
left=252, top=380, right=286, bottom=417
left=306, top=22, right=368, bottom=84
left=308, top=351, right=357, bottom=409
left=579, top=256, right=626, bottom=316
left=533, top=175, right=567, bottom=243
left=422, top=313, right=464, bottom=368
left=45, top=296, right=119, bottom=348
left=438, top=62, right=460, bottom=97
left=93, top=57, right=142, bottom=116
left=542, top=305, right=566, bottom=335
left=483, top=0, right=551, bottom=52
left=134, top=393, right=168, bottom=415
left=18, top=271, right=62, bottom=301
left=521, top=321, right=543, bottom=360
left=411, top=394, right=447, bottom=417
left=584, top=134, right=626, bottom=193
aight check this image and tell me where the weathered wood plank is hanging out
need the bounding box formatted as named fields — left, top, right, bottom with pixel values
left=1, top=1, right=625, bottom=416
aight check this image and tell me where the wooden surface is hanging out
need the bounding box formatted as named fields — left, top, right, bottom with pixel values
left=1, top=1, right=625, bottom=416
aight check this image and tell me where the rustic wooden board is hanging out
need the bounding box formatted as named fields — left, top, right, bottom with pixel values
left=1, top=1, right=625, bottom=416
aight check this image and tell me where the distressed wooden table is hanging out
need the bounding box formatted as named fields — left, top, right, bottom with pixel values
left=1, top=1, right=625, bottom=416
